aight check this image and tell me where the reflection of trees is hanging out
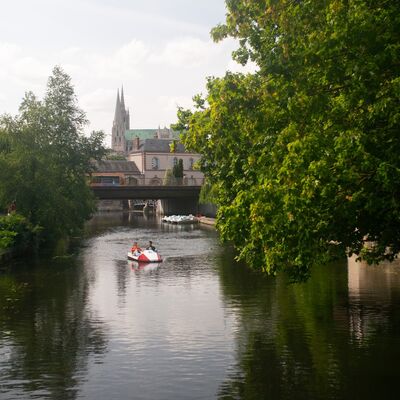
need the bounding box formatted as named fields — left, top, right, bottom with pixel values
left=115, top=259, right=131, bottom=303
left=216, top=249, right=350, bottom=399
left=85, top=212, right=161, bottom=237
left=0, top=256, right=107, bottom=399
left=84, top=211, right=131, bottom=236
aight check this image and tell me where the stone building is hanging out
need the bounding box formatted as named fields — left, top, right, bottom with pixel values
left=90, top=160, right=142, bottom=186
left=128, top=138, right=203, bottom=186
left=110, top=87, right=204, bottom=185
left=125, top=127, right=179, bottom=152
left=90, top=159, right=143, bottom=211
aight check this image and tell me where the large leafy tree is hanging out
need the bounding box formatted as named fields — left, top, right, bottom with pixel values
left=0, top=66, right=105, bottom=243
left=175, top=0, right=400, bottom=280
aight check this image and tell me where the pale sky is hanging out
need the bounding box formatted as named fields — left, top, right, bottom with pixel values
left=0, top=0, right=253, bottom=146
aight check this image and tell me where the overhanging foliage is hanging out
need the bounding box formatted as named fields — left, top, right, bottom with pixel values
left=175, top=0, right=400, bottom=280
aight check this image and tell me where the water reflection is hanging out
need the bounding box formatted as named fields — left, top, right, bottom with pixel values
left=216, top=251, right=400, bottom=399
left=0, top=256, right=107, bottom=400
left=78, top=214, right=232, bottom=399
left=348, top=257, right=400, bottom=344
left=1, top=213, right=400, bottom=399
left=129, top=261, right=161, bottom=273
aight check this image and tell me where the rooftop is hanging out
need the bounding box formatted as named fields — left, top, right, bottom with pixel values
left=133, top=139, right=187, bottom=153
left=92, top=160, right=141, bottom=174
left=125, top=128, right=180, bottom=141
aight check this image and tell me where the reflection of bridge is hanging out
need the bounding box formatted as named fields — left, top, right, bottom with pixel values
left=91, top=185, right=202, bottom=214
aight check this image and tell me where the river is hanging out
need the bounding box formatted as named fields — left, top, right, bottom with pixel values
left=1, top=212, right=400, bottom=399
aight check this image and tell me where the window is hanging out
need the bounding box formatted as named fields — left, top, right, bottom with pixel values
left=173, top=157, right=178, bottom=166
left=91, top=176, right=120, bottom=186
left=189, top=158, right=194, bottom=170
left=151, top=157, right=159, bottom=170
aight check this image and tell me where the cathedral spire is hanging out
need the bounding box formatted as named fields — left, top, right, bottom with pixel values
left=111, top=86, right=129, bottom=153
left=114, top=89, right=121, bottom=120
left=120, top=85, right=125, bottom=110
left=126, top=107, right=130, bottom=130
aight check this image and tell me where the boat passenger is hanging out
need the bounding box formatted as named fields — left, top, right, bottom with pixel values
left=131, top=241, right=142, bottom=254
left=7, top=200, right=16, bottom=215
left=146, top=241, right=156, bottom=251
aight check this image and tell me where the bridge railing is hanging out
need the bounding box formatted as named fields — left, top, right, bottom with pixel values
left=90, top=176, right=205, bottom=187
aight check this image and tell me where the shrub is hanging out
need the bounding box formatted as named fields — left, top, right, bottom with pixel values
left=0, top=213, right=37, bottom=250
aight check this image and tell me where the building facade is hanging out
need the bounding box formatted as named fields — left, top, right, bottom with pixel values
left=128, top=139, right=203, bottom=186
left=90, top=160, right=143, bottom=186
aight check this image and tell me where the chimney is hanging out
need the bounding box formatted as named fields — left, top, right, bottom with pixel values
left=134, top=136, right=140, bottom=150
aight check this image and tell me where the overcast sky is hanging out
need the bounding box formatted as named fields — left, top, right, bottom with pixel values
left=0, top=0, right=253, bottom=146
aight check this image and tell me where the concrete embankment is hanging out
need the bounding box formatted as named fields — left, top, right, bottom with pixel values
left=198, top=217, right=216, bottom=227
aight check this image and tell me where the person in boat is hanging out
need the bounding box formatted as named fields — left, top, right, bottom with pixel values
left=7, top=200, right=16, bottom=215
left=131, top=241, right=142, bottom=254
left=146, top=241, right=156, bottom=251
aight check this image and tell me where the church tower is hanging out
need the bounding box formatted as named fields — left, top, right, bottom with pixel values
left=111, top=87, right=130, bottom=153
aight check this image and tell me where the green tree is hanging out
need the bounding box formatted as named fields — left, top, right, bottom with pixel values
left=176, top=1, right=400, bottom=280
left=163, top=169, right=174, bottom=186
left=173, top=159, right=184, bottom=178
left=104, top=149, right=127, bottom=160
left=0, top=66, right=105, bottom=244
left=0, top=213, right=36, bottom=250
left=169, top=139, right=177, bottom=153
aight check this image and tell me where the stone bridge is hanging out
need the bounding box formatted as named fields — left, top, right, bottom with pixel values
left=91, top=185, right=202, bottom=214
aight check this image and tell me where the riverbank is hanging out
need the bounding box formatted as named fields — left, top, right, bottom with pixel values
left=0, top=248, right=15, bottom=263
left=198, top=216, right=216, bottom=227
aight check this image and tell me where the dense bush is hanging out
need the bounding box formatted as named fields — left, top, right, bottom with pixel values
left=0, top=213, right=36, bottom=250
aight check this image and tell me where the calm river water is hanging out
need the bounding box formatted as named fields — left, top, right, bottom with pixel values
left=1, top=212, right=400, bottom=399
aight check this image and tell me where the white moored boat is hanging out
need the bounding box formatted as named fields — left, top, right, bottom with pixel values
left=161, top=214, right=198, bottom=224
left=127, top=249, right=162, bottom=263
